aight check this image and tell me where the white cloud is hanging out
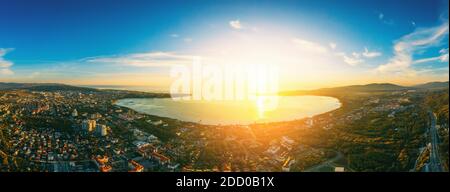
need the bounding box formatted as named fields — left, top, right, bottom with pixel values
left=0, top=48, right=14, bottom=75
left=329, top=42, right=337, bottom=50
left=292, top=38, right=328, bottom=53
left=0, top=68, right=13, bottom=75
left=413, top=56, right=441, bottom=64
left=317, top=40, right=383, bottom=66
left=293, top=40, right=374, bottom=66
left=344, top=56, right=364, bottom=66
left=293, top=40, right=380, bottom=66
left=87, top=52, right=195, bottom=67
left=170, top=34, right=179, bottom=38
left=229, top=20, right=243, bottom=29
left=340, top=53, right=364, bottom=66
left=183, top=38, right=192, bottom=43
left=352, top=52, right=360, bottom=58
left=0, top=59, right=13, bottom=68
left=379, top=13, right=384, bottom=20
left=28, top=72, right=41, bottom=79
left=0, top=49, right=6, bottom=57
left=362, top=47, right=382, bottom=58
left=413, top=48, right=449, bottom=64
left=376, top=21, right=449, bottom=75
left=440, top=48, right=449, bottom=62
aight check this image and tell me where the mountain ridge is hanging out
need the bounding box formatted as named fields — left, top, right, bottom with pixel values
left=281, top=81, right=449, bottom=96
left=1, top=81, right=449, bottom=93
left=0, top=82, right=98, bottom=92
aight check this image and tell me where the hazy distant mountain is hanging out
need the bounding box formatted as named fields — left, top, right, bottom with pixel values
left=0, top=82, right=170, bottom=98
left=282, top=81, right=450, bottom=96
left=0, top=82, right=98, bottom=92
left=413, top=81, right=449, bottom=90
left=2, top=81, right=448, bottom=94
left=281, top=83, right=410, bottom=96
left=323, top=83, right=408, bottom=92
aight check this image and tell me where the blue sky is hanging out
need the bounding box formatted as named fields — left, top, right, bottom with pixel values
left=0, top=0, right=448, bottom=90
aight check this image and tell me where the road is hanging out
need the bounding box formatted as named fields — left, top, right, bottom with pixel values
left=427, top=111, right=443, bottom=172
left=303, top=151, right=343, bottom=172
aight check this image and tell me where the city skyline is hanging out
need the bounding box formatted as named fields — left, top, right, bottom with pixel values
left=0, top=0, right=449, bottom=91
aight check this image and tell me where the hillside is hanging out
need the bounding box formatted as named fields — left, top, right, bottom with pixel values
left=413, top=81, right=449, bottom=90
left=0, top=83, right=98, bottom=92
left=322, top=83, right=407, bottom=92
left=281, top=83, right=409, bottom=96
left=281, top=81, right=450, bottom=96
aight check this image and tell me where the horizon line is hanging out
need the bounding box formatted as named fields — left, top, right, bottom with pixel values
left=1, top=80, right=448, bottom=92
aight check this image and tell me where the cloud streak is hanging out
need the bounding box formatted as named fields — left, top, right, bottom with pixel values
left=87, top=52, right=195, bottom=67
left=329, top=42, right=337, bottom=50
left=335, top=52, right=364, bottom=66
left=292, top=38, right=328, bottom=53
left=229, top=20, right=243, bottom=29
left=376, top=21, right=449, bottom=76
left=0, top=48, right=14, bottom=75
left=362, top=47, right=382, bottom=58
left=413, top=48, right=449, bottom=64
left=291, top=39, right=380, bottom=66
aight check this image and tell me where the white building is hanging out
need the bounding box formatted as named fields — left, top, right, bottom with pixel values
left=281, top=136, right=295, bottom=150
left=82, top=119, right=96, bottom=132
left=335, top=167, right=345, bottom=172
left=96, top=124, right=108, bottom=136
left=152, top=120, right=163, bottom=126
left=305, top=118, right=314, bottom=128
left=72, top=109, right=78, bottom=117
left=91, top=113, right=102, bottom=119
left=266, top=145, right=280, bottom=155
